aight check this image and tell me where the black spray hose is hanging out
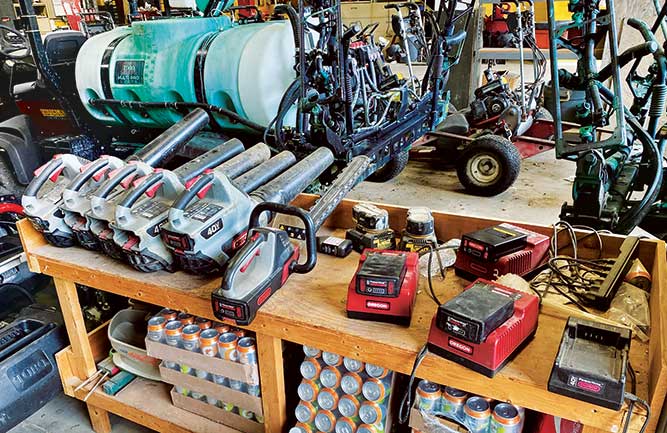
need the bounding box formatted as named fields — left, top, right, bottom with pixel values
left=272, top=79, right=301, bottom=148
left=274, top=3, right=300, bottom=51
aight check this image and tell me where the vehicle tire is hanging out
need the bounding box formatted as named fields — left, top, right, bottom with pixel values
left=0, top=154, right=22, bottom=197
left=456, top=135, right=521, bottom=196
left=367, top=151, right=409, bottom=182
left=534, top=107, right=553, bottom=121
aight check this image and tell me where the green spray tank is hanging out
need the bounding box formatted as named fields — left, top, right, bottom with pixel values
left=75, top=16, right=297, bottom=133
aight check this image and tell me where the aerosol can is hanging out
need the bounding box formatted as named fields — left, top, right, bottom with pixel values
left=60, top=109, right=211, bottom=250
left=22, top=154, right=90, bottom=247
left=111, top=143, right=272, bottom=272
left=162, top=148, right=333, bottom=274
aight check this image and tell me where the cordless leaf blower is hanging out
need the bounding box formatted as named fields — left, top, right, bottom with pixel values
left=212, top=154, right=371, bottom=325
left=161, top=147, right=334, bottom=274
left=111, top=143, right=272, bottom=272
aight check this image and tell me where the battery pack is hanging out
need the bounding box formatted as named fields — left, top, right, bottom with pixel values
left=461, top=224, right=528, bottom=261
left=346, top=227, right=396, bottom=252
left=317, top=236, right=353, bottom=257
left=436, top=281, right=515, bottom=344
left=548, top=317, right=630, bottom=410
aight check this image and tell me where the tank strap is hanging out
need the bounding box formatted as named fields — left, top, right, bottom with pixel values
left=100, top=34, right=132, bottom=125
left=194, top=33, right=225, bottom=132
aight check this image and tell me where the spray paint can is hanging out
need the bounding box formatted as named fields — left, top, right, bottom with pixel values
left=314, top=410, right=336, bottom=433
left=147, top=316, right=166, bottom=342
left=232, top=328, right=245, bottom=338
left=214, top=322, right=230, bottom=334
left=416, top=380, right=441, bottom=413
left=177, top=312, right=194, bottom=325
left=159, top=308, right=178, bottom=322
left=197, top=328, right=218, bottom=382
left=216, top=332, right=238, bottom=387
left=298, top=379, right=320, bottom=402
left=464, top=396, right=491, bottom=433
left=205, top=395, right=219, bottom=406
left=343, top=357, right=364, bottom=373
left=359, top=401, right=385, bottom=426
left=362, top=378, right=387, bottom=403
left=491, top=403, right=522, bottom=433
left=341, top=372, right=363, bottom=396
left=300, top=358, right=322, bottom=380
left=335, top=417, right=357, bottom=433
left=303, top=346, right=322, bottom=358
left=163, top=320, right=183, bottom=370
left=442, top=387, right=468, bottom=420
left=238, top=337, right=260, bottom=396
left=290, top=423, right=314, bottom=433
left=322, top=351, right=342, bottom=367
left=317, top=388, right=340, bottom=411
left=357, top=425, right=380, bottom=433
left=320, top=366, right=342, bottom=389
left=180, top=324, right=200, bottom=377
left=240, top=409, right=255, bottom=421
left=295, top=401, right=318, bottom=423
left=195, top=317, right=212, bottom=330
left=220, top=402, right=235, bottom=412
left=338, top=394, right=361, bottom=419
left=365, top=363, right=389, bottom=379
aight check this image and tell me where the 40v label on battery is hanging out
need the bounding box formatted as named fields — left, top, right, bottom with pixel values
left=201, top=219, right=223, bottom=239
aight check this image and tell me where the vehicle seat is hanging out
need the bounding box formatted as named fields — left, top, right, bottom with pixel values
left=436, top=112, right=469, bottom=135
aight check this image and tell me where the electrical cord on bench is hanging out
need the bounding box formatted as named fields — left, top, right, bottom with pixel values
left=398, top=343, right=429, bottom=424
left=623, top=393, right=651, bottom=433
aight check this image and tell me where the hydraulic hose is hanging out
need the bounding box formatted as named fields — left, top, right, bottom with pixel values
left=274, top=3, right=300, bottom=51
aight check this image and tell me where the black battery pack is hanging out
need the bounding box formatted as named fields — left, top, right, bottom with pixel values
left=436, top=281, right=515, bottom=343
left=461, top=224, right=528, bottom=261
left=317, top=236, right=353, bottom=257
left=346, top=228, right=396, bottom=252
left=355, top=251, right=407, bottom=297
left=548, top=317, right=630, bottom=410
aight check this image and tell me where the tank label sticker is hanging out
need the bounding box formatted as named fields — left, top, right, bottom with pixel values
left=185, top=201, right=223, bottom=222
left=115, top=60, right=145, bottom=85
left=131, top=200, right=169, bottom=219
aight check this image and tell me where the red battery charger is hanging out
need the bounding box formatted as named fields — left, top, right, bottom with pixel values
left=346, top=249, right=419, bottom=326
left=427, top=279, right=539, bottom=377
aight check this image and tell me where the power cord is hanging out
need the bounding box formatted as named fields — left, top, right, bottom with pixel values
left=398, top=343, right=429, bottom=424
left=623, top=392, right=651, bottom=433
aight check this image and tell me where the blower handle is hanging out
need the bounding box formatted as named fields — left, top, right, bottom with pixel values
left=24, top=158, right=64, bottom=198
left=119, top=172, right=164, bottom=209
left=249, top=202, right=317, bottom=274
left=67, top=158, right=111, bottom=192
left=94, top=165, right=139, bottom=199
left=171, top=172, right=214, bottom=211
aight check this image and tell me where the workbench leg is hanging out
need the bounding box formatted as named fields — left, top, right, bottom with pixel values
left=54, top=278, right=111, bottom=433
left=257, top=333, right=287, bottom=433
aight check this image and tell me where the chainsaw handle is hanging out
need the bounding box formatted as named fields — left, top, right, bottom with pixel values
left=24, top=158, right=64, bottom=198
left=68, top=158, right=110, bottom=192
left=172, top=172, right=214, bottom=211
left=94, top=165, right=139, bottom=199
left=119, top=172, right=164, bottom=208
left=249, top=202, right=317, bottom=274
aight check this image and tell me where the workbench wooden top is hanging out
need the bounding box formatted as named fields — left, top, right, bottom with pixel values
left=18, top=196, right=667, bottom=433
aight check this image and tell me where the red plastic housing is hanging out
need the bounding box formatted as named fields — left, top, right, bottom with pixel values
left=346, top=249, right=419, bottom=326
left=427, top=279, right=540, bottom=377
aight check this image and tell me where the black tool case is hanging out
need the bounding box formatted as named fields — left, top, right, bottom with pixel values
left=0, top=305, right=66, bottom=432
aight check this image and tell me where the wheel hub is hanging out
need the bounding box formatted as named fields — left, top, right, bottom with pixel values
left=467, top=153, right=500, bottom=185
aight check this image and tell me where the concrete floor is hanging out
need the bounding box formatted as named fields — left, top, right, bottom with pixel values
left=8, top=150, right=574, bottom=433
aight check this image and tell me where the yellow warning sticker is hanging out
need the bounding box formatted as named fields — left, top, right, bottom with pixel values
left=492, top=226, right=517, bottom=236
left=40, top=109, right=67, bottom=119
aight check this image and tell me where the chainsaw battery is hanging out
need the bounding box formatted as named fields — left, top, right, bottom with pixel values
left=461, top=224, right=528, bottom=261
left=317, top=236, right=353, bottom=257
left=436, top=281, right=515, bottom=344
left=346, top=227, right=396, bottom=252
left=548, top=317, right=630, bottom=410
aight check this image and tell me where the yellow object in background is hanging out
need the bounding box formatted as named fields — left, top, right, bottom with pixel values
left=482, top=0, right=571, bottom=23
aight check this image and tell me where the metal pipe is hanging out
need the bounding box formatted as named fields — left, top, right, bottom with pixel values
left=128, top=109, right=210, bottom=167
left=173, top=138, right=245, bottom=182
left=251, top=147, right=334, bottom=204
left=215, top=143, right=271, bottom=179
left=233, top=151, right=297, bottom=193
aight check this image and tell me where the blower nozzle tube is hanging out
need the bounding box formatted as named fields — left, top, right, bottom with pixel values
left=128, top=108, right=210, bottom=167
left=251, top=147, right=334, bottom=205
left=233, top=151, right=297, bottom=193
left=215, top=143, right=272, bottom=179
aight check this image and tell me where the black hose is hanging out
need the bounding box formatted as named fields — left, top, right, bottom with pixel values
left=274, top=3, right=300, bottom=51
left=272, top=79, right=301, bottom=147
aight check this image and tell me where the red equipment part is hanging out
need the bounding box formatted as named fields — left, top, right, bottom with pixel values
left=346, top=249, right=419, bottom=326
left=427, top=278, right=539, bottom=377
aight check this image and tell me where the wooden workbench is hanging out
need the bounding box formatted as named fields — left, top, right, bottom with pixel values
left=17, top=195, right=667, bottom=433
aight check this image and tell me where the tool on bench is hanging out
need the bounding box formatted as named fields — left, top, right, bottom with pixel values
left=111, top=142, right=271, bottom=272
left=454, top=224, right=550, bottom=280
left=346, top=249, right=420, bottom=326
left=88, top=138, right=245, bottom=261
left=212, top=155, right=371, bottom=325
left=75, top=356, right=121, bottom=402
left=161, top=148, right=331, bottom=274
left=346, top=203, right=397, bottom=252
left=426, top=278, right=539, bottom=377
left=60, top=109, right=210, bottom=250
left=548, top=317, right=631, bottom=410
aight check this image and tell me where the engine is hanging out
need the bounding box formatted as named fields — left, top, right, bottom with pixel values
left=75, top=17, right=297, bottom=132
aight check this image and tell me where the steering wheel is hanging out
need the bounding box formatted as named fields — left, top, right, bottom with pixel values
left=0, top=25, right=31, bottom=60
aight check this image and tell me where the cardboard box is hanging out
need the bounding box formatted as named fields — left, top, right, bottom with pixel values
left=159, top=362, right=263, bottom=415
left=171, top=388, right=264, bottom=433
left=409, top=406, right=470, bottom=433
left=145, top=338, right=258, bottom=384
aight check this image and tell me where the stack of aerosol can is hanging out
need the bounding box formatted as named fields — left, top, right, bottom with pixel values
left=290, top=346, right=394, bottom=433
left=146, top=308, right=263, bottom=422
left=415, top=380, right=524, bottom=433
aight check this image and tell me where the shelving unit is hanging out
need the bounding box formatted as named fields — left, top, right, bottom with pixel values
left=13, top=0, right=53, bottom=34
left=18, top=195, right=667, bottom=433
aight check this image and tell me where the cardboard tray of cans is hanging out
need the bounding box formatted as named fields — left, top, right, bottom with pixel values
left=409, top=405, right=470, bottom=433
left=158, top=362, right=263, bottom=415
left=145, top=338, right=259, bottom=384
left=170, top=387, right=264, bottom=433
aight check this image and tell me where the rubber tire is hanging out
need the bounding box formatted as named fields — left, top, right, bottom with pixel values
left=534, top=107, right=553, bottom=121
left=367, top=151, right=409, bottom=182
left=456, top=135, right=521, bottom=196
